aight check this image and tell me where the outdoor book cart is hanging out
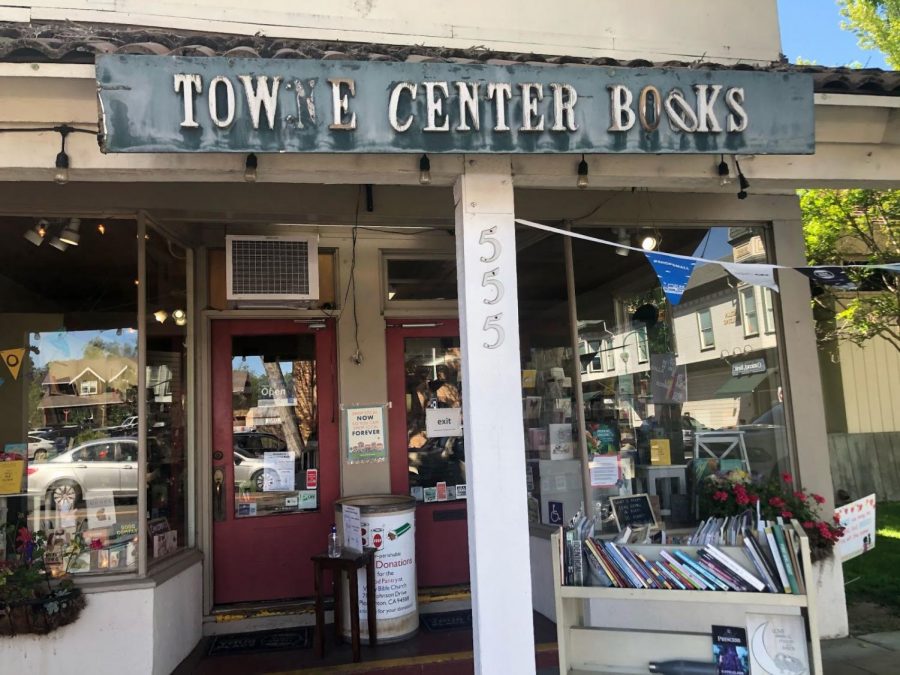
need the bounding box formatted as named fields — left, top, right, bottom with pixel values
left=551, top=521, right=822, bottom=674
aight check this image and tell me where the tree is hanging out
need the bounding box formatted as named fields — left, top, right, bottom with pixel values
left=840, top=0, right=900, bottom=68
left=800, top=188, right=900, bottom=352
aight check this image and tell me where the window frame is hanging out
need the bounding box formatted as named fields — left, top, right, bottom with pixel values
left=381, top=251, right=459, bottom=313
left=762, top=287, right=776, bottom=334
left=739, top=286, right=760, bottom=338
left=697, top=308, right=715, bottom=351
left=80, top=379, right=99, bottom=395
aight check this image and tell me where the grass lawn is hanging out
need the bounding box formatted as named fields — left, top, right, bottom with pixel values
left=843, top=501, right=900, bottom=612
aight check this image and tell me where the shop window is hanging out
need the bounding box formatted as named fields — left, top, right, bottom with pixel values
left=0, top=217, right=139, bottom=576
left=697, top=309, right=715, bottom=350
left=567, top=225, right=791, bottom=534
left=739, top=286, right=760, bottom=337
left=384, top=254, right=457, bottom=305
left=145, top=227, right=190, bottom=560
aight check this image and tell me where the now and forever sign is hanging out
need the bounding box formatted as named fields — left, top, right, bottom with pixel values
left=96, top=55, right=814, bottom=154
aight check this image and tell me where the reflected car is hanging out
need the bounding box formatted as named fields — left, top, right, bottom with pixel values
left=27, top=435, right=56, bottom=461
left=232, top=432, right=295, bottom=492
left=27, top=438, right=139, bottom=510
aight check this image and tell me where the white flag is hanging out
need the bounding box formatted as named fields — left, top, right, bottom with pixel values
left=721, top=262, right=780, bottom=293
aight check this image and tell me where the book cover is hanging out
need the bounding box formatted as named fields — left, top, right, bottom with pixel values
left=744, top=528, right=781, bottom=593
left=745, top=613, right=810, bottom=675
left=764, top=527, right=791, bottom=593
left=712, top=625, right=750, bottom=675
left=742, top=537, right=779, bottom=593
left=674, top=550, right=728, bottom=591
left=784, top=527, right=806, bottom=594
left=771, top=525, right=800, bottom=594
left=704, top=545, right=766, bottom=592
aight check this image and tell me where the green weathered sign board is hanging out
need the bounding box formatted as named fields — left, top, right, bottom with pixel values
left=96, top=55, right=814, bottom=154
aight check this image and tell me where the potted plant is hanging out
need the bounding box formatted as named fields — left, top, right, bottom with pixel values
left=699, top=469, right=844, bottom=562
left=1, top=516, right=87, bottom=636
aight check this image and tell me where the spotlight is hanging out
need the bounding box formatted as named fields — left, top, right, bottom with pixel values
left=153, top=310, right=169, bottom=324
left=59, top=218, right=81, bottom=246
left=172, top=309, right=187, bottom=327
left=717, top=155, right=731, bottom=186
left=24, top=221, right=49, bottom=246
left=97, top=223, right=106, bottom=235
left=615, top=228, right=630, bottom=257
left=735, top=159, right=749, bottom=200
left=577, top=154, right=589, bottom=189
left=418, top=154, right=432, bottom=185
left=53, top=126, right=71, bottom=185
left=243, top=153, right=258, bottom=183
left=640, top=230, right=660, bottom=251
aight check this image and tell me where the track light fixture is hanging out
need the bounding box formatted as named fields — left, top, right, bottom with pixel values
left=243, top=153, right=258, bottom=182
left=53, top=125, right=72, bottom=185
left=59, top=218, right=81, bottom=246
left=49, top=236, right=68, bottom=252
left=418, top=154, right=432, bottom=185
left=172, top=309, right=187, bottom=327
left=735, top=159, right=750, bottom=200
left=153, top=310, right=169, bottom=324
left=97, top=223, right=106, bottom=235
left=23, top=220, right=49, bottom=246
left=717, top=154, right=731, bottom=186
left=640, top=229, right=660, bottom=251
left=577, top=154, right=589, bottom=189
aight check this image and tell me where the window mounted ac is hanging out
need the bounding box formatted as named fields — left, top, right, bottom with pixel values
left=225, top=234, right=319, bottom=306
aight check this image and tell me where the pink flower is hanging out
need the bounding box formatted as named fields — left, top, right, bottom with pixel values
left=736, top=492, right=750, bottom=506
left=802, top=521, right=815, bottom=529
left=781, top=511, right=793, bottom=519
left=713, top=490, right=729, bottom=502
left=793, top=491, right=806, bottom=500
left=769, top=497, right=786, bottom=508
left=749, top=494, right=759, bottom=504
left=813, top=494, right=826, bottom=504
left=782, top=473, right=793, bottom=484
left=833, top=514, right=842, bottom=524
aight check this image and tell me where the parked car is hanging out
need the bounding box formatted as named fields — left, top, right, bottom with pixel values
left=27, top=434, right=56, bottom=461
left=27, top=437, right=138, bottom=509
left=232, top=431, right=295, bottom=492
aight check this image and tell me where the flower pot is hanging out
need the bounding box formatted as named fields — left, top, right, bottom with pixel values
left=0, top=588, right=86, bottom=636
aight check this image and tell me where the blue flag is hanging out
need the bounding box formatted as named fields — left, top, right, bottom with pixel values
left=797, top=266, right=857, bottom=290
left=645, top=252, right=698, bottom=305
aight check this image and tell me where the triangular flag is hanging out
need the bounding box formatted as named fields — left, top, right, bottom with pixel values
left=0, top=348, right=25, bottom=380
left=873, top=262, right=900, bottom=273
left=720, top=262, right=780, bottom=293
left=645, top=252, right=698, bottom=305
left=797, top=266, right=857, bottom=290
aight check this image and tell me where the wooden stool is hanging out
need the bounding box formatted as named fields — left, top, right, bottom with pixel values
left=312, top=547, right=377, bottom=663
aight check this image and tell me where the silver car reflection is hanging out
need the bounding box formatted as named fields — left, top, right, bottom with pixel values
left=27, top=438, right=138, bottom=509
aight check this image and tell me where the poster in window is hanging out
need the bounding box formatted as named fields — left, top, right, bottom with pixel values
left=650, top=353, right=687, bottom=404
left=343, top=404, right=388, bottom=464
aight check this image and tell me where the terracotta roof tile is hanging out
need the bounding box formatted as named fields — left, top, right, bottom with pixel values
left=0, top=20, right=896, bottom=96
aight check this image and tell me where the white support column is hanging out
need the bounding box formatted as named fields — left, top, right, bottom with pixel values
left=455, top=156, right=536, bottom=675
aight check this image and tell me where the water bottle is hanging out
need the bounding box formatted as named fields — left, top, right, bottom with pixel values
left=328, top=524, right=341, bottom=558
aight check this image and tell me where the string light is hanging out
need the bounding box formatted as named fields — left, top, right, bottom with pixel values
left=717, top=154, right=731, bottom=186
left=418, top=154, right=432, bottom=185
left=577, top=154, right=589, bottom=189
left=243, top=153, right=258, bottom=182
left=735, top=158, right=750, bottom=200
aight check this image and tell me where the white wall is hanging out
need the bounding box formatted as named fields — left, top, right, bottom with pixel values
left=0, top=562, right=202, bottom=675
left=0, top=1, right=782, bottom=64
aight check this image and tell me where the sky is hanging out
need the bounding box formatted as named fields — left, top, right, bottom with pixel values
left=778, top=0, right=891, bottom=69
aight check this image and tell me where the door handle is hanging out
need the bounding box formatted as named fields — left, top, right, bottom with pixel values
left=213, top=466, right=226, bottom=522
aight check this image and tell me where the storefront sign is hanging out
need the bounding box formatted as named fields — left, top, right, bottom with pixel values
left=96, top=56, right=814, bottom=155
left=835, top=494, right=877, bottom=562
left=342, top=404, right=388, bottom=464
left=732, top=358, right=767, bottom=377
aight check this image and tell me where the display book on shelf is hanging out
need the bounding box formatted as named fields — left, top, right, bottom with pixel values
left=551, top=519, right=822, bottom=675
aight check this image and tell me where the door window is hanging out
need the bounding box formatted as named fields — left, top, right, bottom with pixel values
left=403, top=337, right=466, bottom=502
left=231, top=334, right=318, bottom=518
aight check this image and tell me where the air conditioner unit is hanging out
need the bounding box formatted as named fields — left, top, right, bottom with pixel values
left=225, top=234, right=319, bottom=305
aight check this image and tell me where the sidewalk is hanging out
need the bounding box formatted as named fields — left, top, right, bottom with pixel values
left=823, top=632, right=900, bottom=674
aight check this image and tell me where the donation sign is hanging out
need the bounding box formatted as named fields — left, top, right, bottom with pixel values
left=358, top=511, right=416, bottom=621
left=343, top=404, right=388, bottom=464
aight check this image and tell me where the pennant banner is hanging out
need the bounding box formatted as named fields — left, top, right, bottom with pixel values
left=644, top=252, right=698, bottom=305
left=513, top=218, right=898, bottom=297
left=796, top=266, right=858, bottom=290
left=720, top=262, right=780, bottom=293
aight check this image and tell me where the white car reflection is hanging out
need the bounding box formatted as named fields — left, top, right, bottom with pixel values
left=27, top=438, right=138, bottom=509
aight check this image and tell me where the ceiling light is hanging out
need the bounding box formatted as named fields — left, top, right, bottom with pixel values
left=577, top=154, right=589, bottom=189
left=24, top=221, right=49, bottom=246
left=172, top=309, right=187, bottom=326
left=59, top=218, right=81, bottom=246
left=640, top=231, right=660, bottom=251
left=244, top=153, right=258, bottom=182
left=153, top=310, right=169, bottom=324
left=615, top=228, right=630, bottom=257
left=97, top=223, right=106, bottom=235
left=49, top=237, right=69, bottom=252
left=418, top=154, right=432, bottom=185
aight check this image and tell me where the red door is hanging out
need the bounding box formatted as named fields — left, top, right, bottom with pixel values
left=211, top=319, right=338, bottom=604
left=386, top=320, right=469, bottom=587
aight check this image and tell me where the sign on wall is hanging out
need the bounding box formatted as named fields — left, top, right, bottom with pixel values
left=96, top=55, right=814, bottom=155
left=342, top=403, right=388, bottom=464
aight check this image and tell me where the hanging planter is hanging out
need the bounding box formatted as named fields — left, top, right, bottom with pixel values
left=1, top=587, right=86, bottom=636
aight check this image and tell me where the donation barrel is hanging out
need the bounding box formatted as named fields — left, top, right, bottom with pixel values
left=335, top=495, right=418, bottom=642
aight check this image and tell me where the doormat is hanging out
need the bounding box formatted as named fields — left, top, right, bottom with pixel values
left=207, top=627, right=314, bottom=656
left=420, top=609, right=473, bottom=632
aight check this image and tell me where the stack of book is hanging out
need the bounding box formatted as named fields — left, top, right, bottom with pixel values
left=582, top=522, right=805, bottom=594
